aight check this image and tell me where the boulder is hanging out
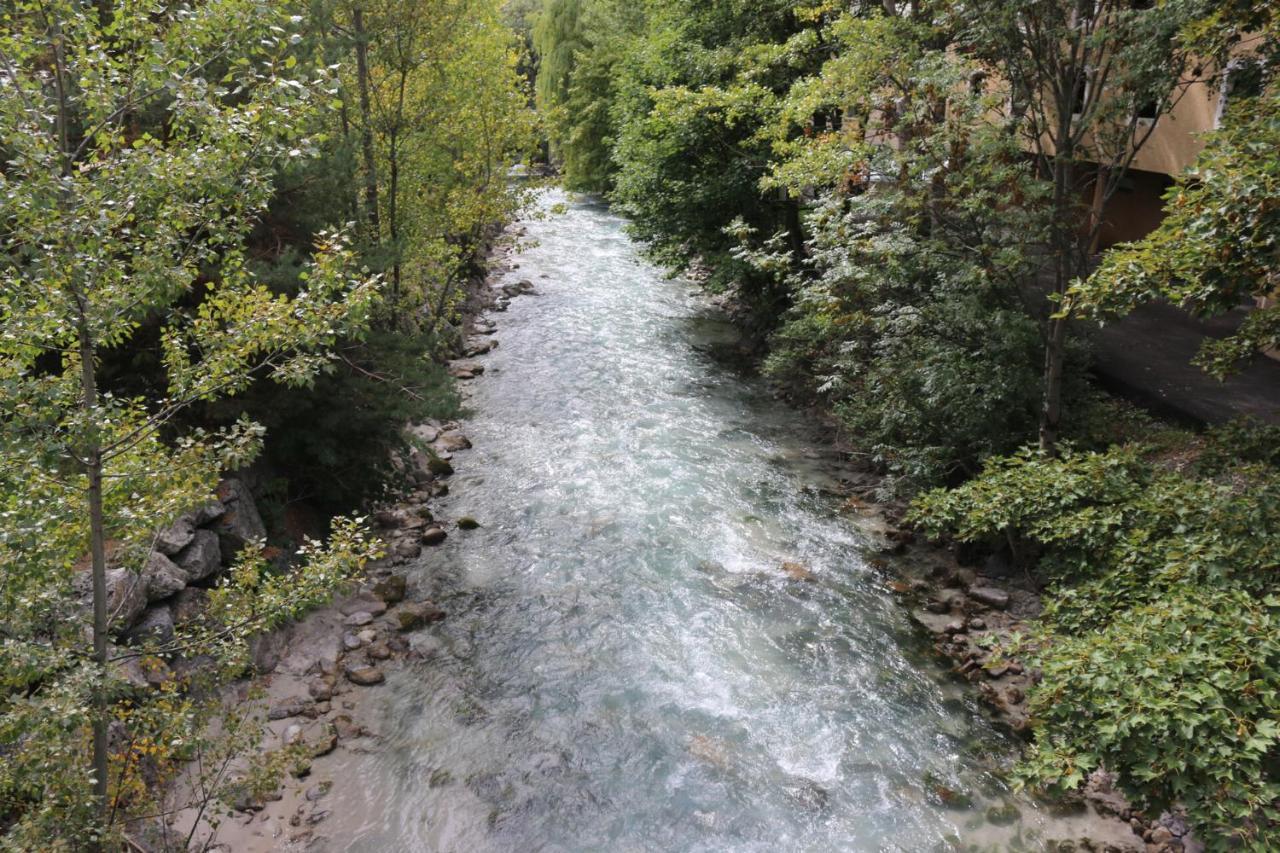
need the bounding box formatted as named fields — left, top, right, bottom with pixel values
left=391, top=538, right=422, bottom=560
left=421, top=527, right=447, bottom=546
left=268, top=697, right=315, bottom=721
left=123, top=605, right=175, bottom=647
left=170, top=587, right=209, bottom=625
left=426, top=456, right=453, bottom=477
left=155, top=515, right=196, bottom=556
left=373, top=575, right=407, bottom=604
left=435, top=431, right=472, bottom=452
left=344, top=611, right=374, bottom=627
left=456, top=517, right=480, bottom=531
left=174, top=529, right=221, bottom=582
left=214, top=478, right=267, bottom=562
left=76, top=567, right=147, bottom=634
left=344, top=665, right=385, bottom=686
left=967, top=586, right=1010, bottom=610
left=395, top=601, right=446, bottom=631
left=142, top=551, right=188, bottom=601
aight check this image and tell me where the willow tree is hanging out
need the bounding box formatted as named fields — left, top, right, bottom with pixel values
left=0, top=1, right=379, bottom=846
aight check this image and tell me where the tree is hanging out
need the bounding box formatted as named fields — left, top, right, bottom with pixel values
left=750, top=10, right=1054, bottom=491
left=0, top=1, right=379, bottom=845
left=957, top=0, right=1211, bottom=452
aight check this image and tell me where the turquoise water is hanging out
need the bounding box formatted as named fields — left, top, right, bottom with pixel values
left=323, top=192, right=1073, bottom=852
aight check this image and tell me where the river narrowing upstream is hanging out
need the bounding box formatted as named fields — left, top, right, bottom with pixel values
left=322, top=191, right=1090, bottom=852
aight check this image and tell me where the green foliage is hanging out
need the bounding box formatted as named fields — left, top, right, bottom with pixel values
left=911, top=447, right=1280, bottom=846
left=229, top=328, right=463, bottom=509
left=0, top=1, right=382, bottom=844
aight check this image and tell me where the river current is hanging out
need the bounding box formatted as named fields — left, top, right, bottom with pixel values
left=322, top=191, right=1091, bottom=852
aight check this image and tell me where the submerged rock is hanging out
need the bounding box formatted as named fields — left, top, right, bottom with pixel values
left=783, top=778, right=830, bottom=813
left=781, top=561, right=815, bottom=582
left=395, top=601, right=446, bottom=631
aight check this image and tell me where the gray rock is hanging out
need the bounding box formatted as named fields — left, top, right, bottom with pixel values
left=214, top=477, right=267, bottom=562
left=344, top=611, right=374, bottom=627
left=342, top=633, right=363, bottom=651
left=344, top=665, right=385, bottom=686
left=395, top=601, right=446, bottom=631
left=305, top=782, right=332, bottom=802
left=421, top=527, right=447, bottom=546
left=373, top=575, right=407, bottom=604
left=155, top=515, right=196, bottom=555
left=268, top=697, right=315, bottom=721
left=967, top=586, right=1010, bottom=610
left=174, top=529, right=221, bottom=582
left=123, top=605, right=175, bottom=647
left=142, top=551, right=188, bottom=602
left=190, top=500, right=226, bottom=526
left=170, top=586, right=209, bottom=625
left=435, top=431, right=471, bottom=452
left=392, top=538, right=422, bottom=560
left=76, top=567, right=147, bottom=634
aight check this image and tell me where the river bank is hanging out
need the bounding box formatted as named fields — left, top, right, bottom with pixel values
left=182, top=192, right=1166, bottom=851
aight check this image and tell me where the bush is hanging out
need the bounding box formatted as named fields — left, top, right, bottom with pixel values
left=911, top=446, right=1280, bottom=846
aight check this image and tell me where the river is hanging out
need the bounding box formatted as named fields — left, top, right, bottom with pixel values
left=320, top=191, right=1095, bottom=852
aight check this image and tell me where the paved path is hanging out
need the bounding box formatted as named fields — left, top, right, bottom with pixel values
left=1092, top=302, right=1280, bottom=425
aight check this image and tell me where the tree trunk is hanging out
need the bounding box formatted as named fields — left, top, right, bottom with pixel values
left=388, top=131, right=401, bottom=302
left=353, top=8, right=380, bottom=238
left=1038, top=155, right=1074, bottom=455
left=76, top=301, right=110, bottom=842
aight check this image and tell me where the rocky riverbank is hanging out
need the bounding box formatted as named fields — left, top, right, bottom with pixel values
left=821, top=462, right=1199, bottom=852
left=125, top=227, right=539, bottom=851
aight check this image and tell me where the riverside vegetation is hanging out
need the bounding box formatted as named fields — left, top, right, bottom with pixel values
left=534, top=0, right=1280, bottom=848
left=0, top=0, right=534, bottom=847
left=2, top=0, right=1279, bottom=850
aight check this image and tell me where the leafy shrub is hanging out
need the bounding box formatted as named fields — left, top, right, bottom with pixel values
left=911, top=446, right=1280, bottom=846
